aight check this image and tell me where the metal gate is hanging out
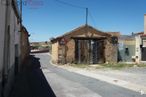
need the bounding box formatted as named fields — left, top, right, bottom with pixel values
left=142, top=47, right=146, bottom=61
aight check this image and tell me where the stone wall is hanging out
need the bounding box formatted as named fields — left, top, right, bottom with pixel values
left=20, top=27, right=30, bottom=64
left=104, top=39, right=118, bottom=63
left=51, top=25, right=118, bottom=64
left=51, top=42, right=59, bottom=63
left=66, top=39, right=75, bottom=63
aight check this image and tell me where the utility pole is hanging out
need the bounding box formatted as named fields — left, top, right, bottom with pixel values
left=86, top=8, right=88, bottom=25
left=85, top=8, right=91, bottom=64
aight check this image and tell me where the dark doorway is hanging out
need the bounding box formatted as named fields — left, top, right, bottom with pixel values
left=75, top=38, right=104, bottom=64
left=92, top=40, right=104, bottom=64
left=75, top=39, right=89, bottom=64
left=15, top=44, right=19, bottom=75
left=142, top=47, right=146, bottom=61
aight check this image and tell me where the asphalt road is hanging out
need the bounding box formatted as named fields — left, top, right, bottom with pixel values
left=33, top=53, right=146, bottom=97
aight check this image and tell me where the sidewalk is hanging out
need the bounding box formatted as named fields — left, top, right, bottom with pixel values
left=9, top=55, right=56, bottom=97
left=52, top=64, right=146, bottom=95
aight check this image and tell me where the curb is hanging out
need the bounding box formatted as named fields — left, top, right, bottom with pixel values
left=47, top=53, right=146, bottom=95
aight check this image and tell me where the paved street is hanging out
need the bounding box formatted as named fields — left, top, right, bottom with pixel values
left=34, top=53, right=146, bottom=97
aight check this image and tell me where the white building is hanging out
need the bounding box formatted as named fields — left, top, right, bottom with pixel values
left=134, top=14, right=146, bottom=63
left=0, top=0, right=21, bottom=97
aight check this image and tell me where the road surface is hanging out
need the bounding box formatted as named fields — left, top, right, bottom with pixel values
left=34, top=53, right=146, bottom=97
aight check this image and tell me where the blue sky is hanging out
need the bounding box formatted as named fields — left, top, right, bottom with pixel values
left=22, top=0, right=146, bottom=42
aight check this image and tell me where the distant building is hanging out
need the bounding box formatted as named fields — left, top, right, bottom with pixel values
left=141, top=34, right=146, bottom=61
left=133, top=32, right=146, bottom=63
left=51, top=25, right=119, bottom=64
left=118, top=32, right=146, bottom=63
left=30, top=41, right=50, bottom=53
left=118, top=35, right=136, bottom=62
left=30, top=41, right=49, bottom=49
left=118, top=14, right=146, bottom=64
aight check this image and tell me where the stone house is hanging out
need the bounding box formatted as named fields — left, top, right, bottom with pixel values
left=51, top=25, right=119, bottom=64
left=20, top=26, right=30, bottom=64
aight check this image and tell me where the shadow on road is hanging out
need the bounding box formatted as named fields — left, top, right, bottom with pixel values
left=9, top=55, right=56, bottom=97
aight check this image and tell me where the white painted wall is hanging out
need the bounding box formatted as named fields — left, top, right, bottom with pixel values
left=135, top=35, right=142, bottom=62
left=0, top=0, right=6, bottom=95
left=0, top=0, right=21, bottom=96
left=144, top=14, right=146, bottom=34
left=9, top=8, right=15, bottom=69
left=15, top=17, right=21, bottom=59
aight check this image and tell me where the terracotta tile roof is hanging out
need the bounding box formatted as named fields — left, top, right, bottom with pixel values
left=107, top=32, right=121, bottom=37
left=119, top=35, right=135, bottom=40
left=51, top=24, right=114, bottom=42
left=134, top=32, right=144, bottom=35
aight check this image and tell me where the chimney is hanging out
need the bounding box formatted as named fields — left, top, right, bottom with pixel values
left=144, top=14, right=146, bottom=34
